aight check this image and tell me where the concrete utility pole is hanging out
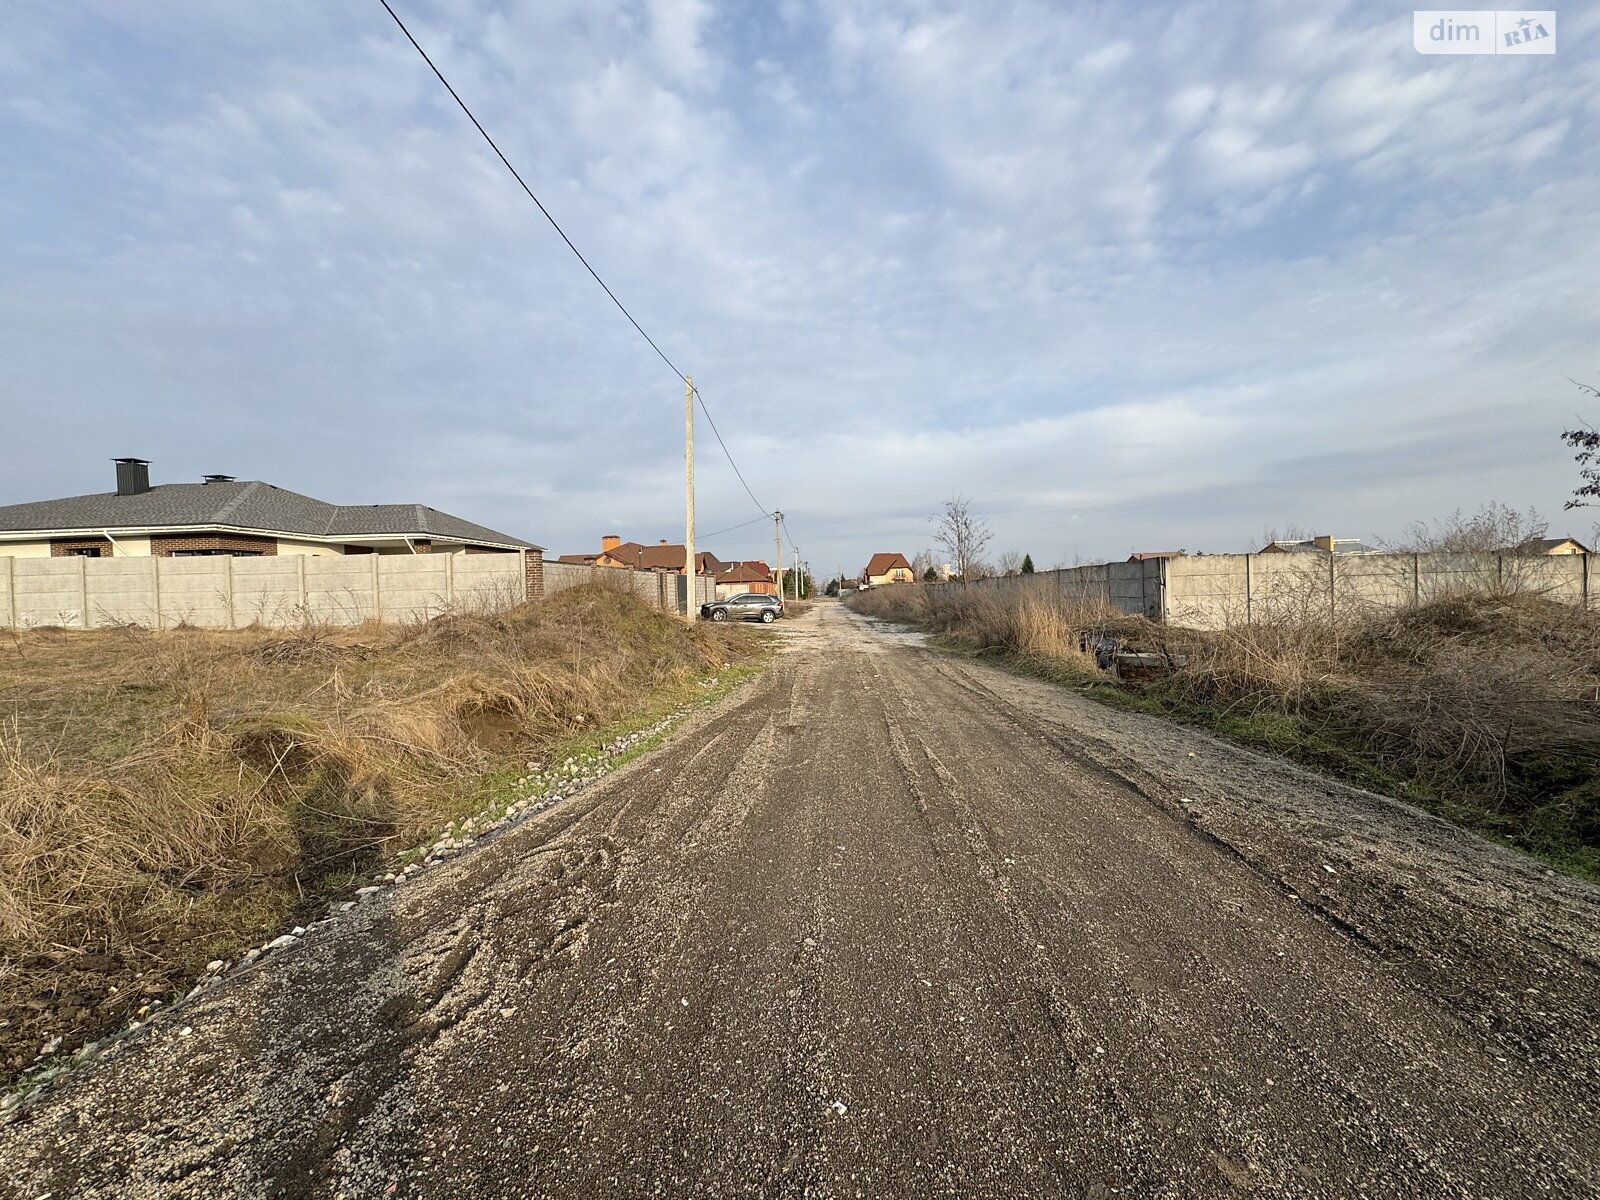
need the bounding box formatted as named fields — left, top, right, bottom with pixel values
left=684, top=375, right=695, bottom=621
left=774, top=512, right=783, bottom=602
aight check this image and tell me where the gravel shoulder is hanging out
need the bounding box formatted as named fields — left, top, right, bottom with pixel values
left=2, top=601, right=1596, bottom=1199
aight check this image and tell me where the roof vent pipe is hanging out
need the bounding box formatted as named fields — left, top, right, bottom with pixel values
left=202, top=474, right=235, bottom=484
left=113, top=458, right=151, bottom=496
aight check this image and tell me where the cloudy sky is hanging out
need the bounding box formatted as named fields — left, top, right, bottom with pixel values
left=3, top=1, right=1597, bottom=574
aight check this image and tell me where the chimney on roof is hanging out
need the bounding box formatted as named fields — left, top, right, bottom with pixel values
left=659, top=539, right=669, bottom=545
left=601, top=534, right=621, bottom=553
left=113, top=458, right=150, bottom=496
left=202, top=474, right=235, bottom=484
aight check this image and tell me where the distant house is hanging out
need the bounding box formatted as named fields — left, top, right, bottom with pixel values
left=0, top=459, right=539, bottom=558
left=1518, top=537, right=1591, bottom=556
left=571, top=535, right=723, bottom=575
left=1258, top=535, right=1379, bottom=556
left=1129, top=550, right=1184, bottom=562
left=864, top=552, right=915, bottom=586
left=714, top=562, right=777, bottom=598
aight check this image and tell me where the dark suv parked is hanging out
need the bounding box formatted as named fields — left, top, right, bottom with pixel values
left=700, top=593, right=784, bottom=623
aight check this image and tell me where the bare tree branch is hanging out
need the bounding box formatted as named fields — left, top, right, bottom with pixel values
left=932, top=495, right=992, bottom=583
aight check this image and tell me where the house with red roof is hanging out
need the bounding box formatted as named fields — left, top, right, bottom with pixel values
left=863, top=552, right=914, bottom=586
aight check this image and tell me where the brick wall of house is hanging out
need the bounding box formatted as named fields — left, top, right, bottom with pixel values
left=150, top=533, right=278, bottom=557
left=524, top=549, right=545, bottom=601
left=50, top=538, right=113, bottom=557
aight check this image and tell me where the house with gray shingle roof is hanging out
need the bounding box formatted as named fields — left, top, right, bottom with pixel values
left=0, top=459, right=542, bottom=560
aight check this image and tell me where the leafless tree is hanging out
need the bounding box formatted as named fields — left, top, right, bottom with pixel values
left=1397, top=502, right=1547, bottom=554
left=995, top=550, right=1023, bottom=576
left=1259, top=524, right=1312, bottom=550
left=911, top=549, right=938, bottom=581
left=932, top=495, right=992, bottom=583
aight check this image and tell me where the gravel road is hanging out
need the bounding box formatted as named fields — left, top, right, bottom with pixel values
left=3, top=601, right=1598, bottom=1199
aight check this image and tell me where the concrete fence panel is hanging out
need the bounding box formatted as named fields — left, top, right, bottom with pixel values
left=452, top=555, right=527, bottom=613
left=303, top=556, right=377, bottom=626
left=1246, top=555, right=1333, bottom=624
left=232, top=558, right=308, bottom=627
left=1164, top=555, right=1250, bottom=628
left=1332, top=553, right=1416, bottom=617
left=156, top=558, right=233, bottom=628
left=84, top=558, right=161, bottom=628
left=377, top=555, right=451, bottom=623
left=12, top=557, right=90, bottom=628
left=1110, top=560, right=1163, bottom=620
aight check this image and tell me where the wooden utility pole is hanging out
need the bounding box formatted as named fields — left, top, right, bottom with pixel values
left=684, top=375, right=695, bottom=621
left=774, top=511, right=783, bottom=601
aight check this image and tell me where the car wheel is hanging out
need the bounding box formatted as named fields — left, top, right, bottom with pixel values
left=711, top=608, right=728, bottom=621
left=760, top=609, right=776, bottom=623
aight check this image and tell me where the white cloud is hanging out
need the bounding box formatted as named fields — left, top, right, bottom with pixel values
left=0, top=0, right=1596, bottom=574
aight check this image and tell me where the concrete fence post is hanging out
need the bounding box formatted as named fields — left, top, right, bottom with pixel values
left=1585, top=552, right=1591, bottom=611
left=80, top=556, right=90, bottom=629
left=1328, top=554, right=1336, bottom=617
left=372, top=554, right=382, bottom=623
left=152, top=557, right=163, bottom=630
left=1244, top=554, right=1254, bottom=626
left=297, top=555, right=308, bottom=621
left=226, top=556, right=237, bottom=629
left=6, top=557, right=14, bottom=630
left=1412, top=553, right=1421, bottom=605
left=446, top=553, right=456, bottom=606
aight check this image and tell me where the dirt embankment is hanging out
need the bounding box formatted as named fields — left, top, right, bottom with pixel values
left=0, top=585, right=760, bottom=1084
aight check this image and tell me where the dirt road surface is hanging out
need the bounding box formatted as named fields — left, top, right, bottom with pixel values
left=3, top=602, right=1597, bottom=1199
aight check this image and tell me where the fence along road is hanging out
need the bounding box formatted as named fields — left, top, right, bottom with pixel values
left=2, top=602, right=1595, bottom=1197
left=0, top=553, right=713, bottom=630
left=961, top=549, right=1594, bottom=629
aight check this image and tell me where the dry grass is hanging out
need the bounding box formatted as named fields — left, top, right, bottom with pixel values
left=1166, top=594, right=1600, bottom=800
left=0, top=584, right=753, bottom=1075
left=851, top=583, right=1600, bottom=876
left=850, top=582, right=1121, bottom=672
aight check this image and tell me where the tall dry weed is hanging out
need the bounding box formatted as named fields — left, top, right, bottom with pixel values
left=0, top=584, right=745, bottom=1007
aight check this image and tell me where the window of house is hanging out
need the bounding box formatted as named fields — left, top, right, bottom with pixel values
left=171, top=549, right=264, bottom=557
left=63, top=546, right=102, bottom=557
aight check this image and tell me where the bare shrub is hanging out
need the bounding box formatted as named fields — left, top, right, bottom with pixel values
left=1392, top=502, right=1556, bottom=598
left=1335, top=596, right=1600, bottom=804
left=1166, top=592, right=1600, bottom=821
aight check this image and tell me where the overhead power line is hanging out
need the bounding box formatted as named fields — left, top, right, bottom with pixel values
left=376, top=0, right=772, bottom=520
left=692, top=391, right=769, bottom=519
left=700, top=513, right=772, bottom=541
